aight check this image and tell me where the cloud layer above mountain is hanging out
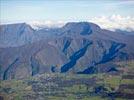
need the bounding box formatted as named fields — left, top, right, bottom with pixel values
left=28, top=20, right=65, bottom=29
left=28, top=15, right=134, bottom=32
left=90, top=15, right=134, bottom=32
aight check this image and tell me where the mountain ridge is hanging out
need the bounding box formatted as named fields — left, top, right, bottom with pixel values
left=0, top=22, right=134, bottom=80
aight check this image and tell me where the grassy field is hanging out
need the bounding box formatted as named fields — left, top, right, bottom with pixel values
left=0, top=61, right=134, bottom=100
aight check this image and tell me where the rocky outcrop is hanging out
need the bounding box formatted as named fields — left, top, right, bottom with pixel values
left=3, top=58, right=19, bottom=80
left=61, top=41, right=92, bottom=73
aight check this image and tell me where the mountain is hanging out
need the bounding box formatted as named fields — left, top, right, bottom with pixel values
left=115, top=29, right=134, bottom=35
left=0, top=22, right=134, bottom=80
left=0, top=23, right=35, bottom=47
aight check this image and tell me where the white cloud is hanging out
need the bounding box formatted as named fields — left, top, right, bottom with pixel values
left=90, top=15, right=134, bottom=32
left=28, top=20, right=65, bottom=30
left=28, top=15, right=134, bottom=32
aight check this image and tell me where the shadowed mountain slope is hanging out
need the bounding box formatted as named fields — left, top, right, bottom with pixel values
left=0, top=22, right=134, bottom=80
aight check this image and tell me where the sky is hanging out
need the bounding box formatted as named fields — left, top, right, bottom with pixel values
left=0, top=0, right=134, bottom=31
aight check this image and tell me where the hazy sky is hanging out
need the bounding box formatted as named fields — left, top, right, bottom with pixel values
left=0, top=0, right=134, bottom=23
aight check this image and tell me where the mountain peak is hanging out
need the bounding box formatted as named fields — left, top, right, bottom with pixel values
left=62, top=22, right=100, bottom=35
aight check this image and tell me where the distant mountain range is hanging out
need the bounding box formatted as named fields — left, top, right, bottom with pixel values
left=0, top=22, right=134, bottom=80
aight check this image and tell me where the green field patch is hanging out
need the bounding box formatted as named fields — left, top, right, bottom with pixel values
left=64, top=84, right=88, bottom=93
left=121, top=79, right=134, bottom=84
